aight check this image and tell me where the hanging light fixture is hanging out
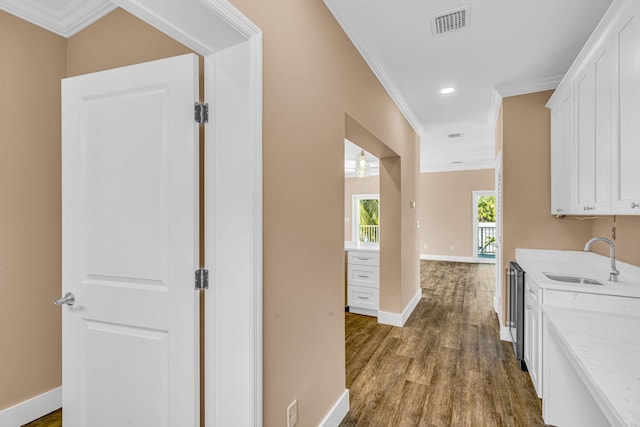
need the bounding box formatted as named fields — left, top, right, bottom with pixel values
left=355, top=150, right=370, bottom=178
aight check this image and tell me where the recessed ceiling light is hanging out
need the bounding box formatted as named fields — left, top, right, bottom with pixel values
left=440, top=87, right=455, bottom=94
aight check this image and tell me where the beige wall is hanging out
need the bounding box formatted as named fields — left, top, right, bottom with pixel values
left=237, top=0, right=417, bottom=422
left=500, top=91, right=593, bottom=323
left=344, top=176, right=379, bottom=241
left=1, top=4, right=421, bottom=426
left=591, top=217, right=640, bottom=265
left=66, top=9, right=193, bottom=77
left=419, top=169, right=495, bottom=258
left=0, top=11, right=66, bottom=411
left=229, top=0, right=420, bottom=424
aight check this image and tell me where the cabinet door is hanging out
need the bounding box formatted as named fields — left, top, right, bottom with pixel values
left=524, top=296, right=533, bottom=367
left=550, top=105, right=567, bottom=215
left=613, top=5, right=640, bottom=214
left=525, top=295, right=541, bottom=397
left=549, top=92, right=574, bottom=215
left=574, top=48, right=612, bottom=214
left=530, top=302, right=540, bottom=397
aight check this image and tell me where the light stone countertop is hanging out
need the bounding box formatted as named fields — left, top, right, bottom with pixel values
left=543, top=305, right=640, bottom=427
left=344, top=241, right=380, bottom=252
left=516, top=249, right=640, bottom=298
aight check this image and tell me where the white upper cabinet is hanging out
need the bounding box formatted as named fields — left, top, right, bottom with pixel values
left=612, top=1, right=640, bottom=214
left=574, top=44, right=612, bottom=214
left=549, top=90, right=574, bottom=215
left=548, top=0, right=640, bottom=215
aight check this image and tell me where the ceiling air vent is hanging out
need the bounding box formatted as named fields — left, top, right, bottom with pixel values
left=432, top=6, right=470, bottom=36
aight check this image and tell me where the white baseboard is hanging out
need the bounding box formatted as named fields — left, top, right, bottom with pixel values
left=0, top=387, right=61, bottom=427
left=500, top=326, right=512, bottom=342
left=319, top=389, right=349, bottom=427
left=420, top=254, right=495, bottom=264
left=378, top=288, right=422, bottom=327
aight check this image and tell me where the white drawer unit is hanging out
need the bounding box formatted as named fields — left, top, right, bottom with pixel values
left=348, top=285, right=379, bottom=312
left=346, top=249, right=380, bottom=317
left=347, top=250, right=379, bottom=267
left=347, top=264, right=379, bottom=288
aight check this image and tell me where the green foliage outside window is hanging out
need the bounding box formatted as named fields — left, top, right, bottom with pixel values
left=359, top=199, right=379, bottom=226
left=358, top=198, right=379, bottom=243
left=478, top=195, right=496, bottom=223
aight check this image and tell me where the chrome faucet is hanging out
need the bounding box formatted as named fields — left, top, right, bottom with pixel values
left=584, top=237, right=620, bottom=282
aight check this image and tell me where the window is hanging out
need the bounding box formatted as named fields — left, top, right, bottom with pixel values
left=473, top=191, right=496, bottom=259
left=352, top=194, right=380, bottom=243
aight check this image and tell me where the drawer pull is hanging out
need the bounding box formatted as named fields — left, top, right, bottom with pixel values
left=356, top=257, right=371, bottom=261
left=583, top=206, right=595, bottom=211
left=357, top=274, right=370, bottom=278
left=357, top=296, right=369, bottom=300
left=632, top=202, right=640, bottom=209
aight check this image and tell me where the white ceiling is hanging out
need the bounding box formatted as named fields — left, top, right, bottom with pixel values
left=1, top=0, right=614, bottom=173
left=329, top=0, right=614, bottom=172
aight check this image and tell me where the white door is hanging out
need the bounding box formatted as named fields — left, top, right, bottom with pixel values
left=61, top=54, right=200, bottom=427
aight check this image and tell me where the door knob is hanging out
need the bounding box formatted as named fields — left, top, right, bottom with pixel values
left=54, top=292, right=75, bottom=306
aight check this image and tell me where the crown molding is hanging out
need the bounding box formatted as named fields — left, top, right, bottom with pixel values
left=323, top=0, right=425, bottom=137
left=0, top=0, right=116, bottom=37
left=495, top=74, right=563, bottom=98
left=488, top=89, right=502, bottom=128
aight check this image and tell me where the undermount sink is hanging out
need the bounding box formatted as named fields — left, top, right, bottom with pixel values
left=543, top=273, right=605, bottom=286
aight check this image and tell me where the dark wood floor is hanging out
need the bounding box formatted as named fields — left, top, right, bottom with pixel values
left=25, top=261, right=543, bottom=427
left=340, top=260, right=545, bottom=426
left=22, top=409, right=61, bottom=427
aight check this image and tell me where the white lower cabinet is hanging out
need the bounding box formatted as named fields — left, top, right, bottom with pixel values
left=524, top=276, right=542, bottom=397
left=347, top=285, right=379, bottom=312
left=524, top=275, right=640, bottom=402
left=346, top=249, right=379, bottom=316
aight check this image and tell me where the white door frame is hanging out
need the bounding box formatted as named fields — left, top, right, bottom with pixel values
left=111, top=1, right=263, bottom=425
left=495, top=151, right=503, bottom=319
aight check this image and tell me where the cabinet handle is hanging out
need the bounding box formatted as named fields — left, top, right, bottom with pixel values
left=556, top=208, right=564, bottom=213
left=528, top=288, right=535, bottom=294
left=583, top=206, right=595, bottom=211
left=631, top=202, right=640, bottom=209
left=525, top=304, right=533, bottom=310
left=356, top=257, right=371, bottom=261
left=357, top=274, right=370, bottom=278
left=357, top=296, right=369, bottom=300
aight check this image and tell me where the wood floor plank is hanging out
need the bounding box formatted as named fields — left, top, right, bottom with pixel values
left=389, top=380, right=429, bottom=427
left=22, top=409, right=61, bottom=427
left=342, top=260, right=546, bottom=427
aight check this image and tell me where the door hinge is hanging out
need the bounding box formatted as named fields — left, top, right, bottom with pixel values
left=195, top=268, right=209, bottom=290
left=194, top=102, right=209, bottom=125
